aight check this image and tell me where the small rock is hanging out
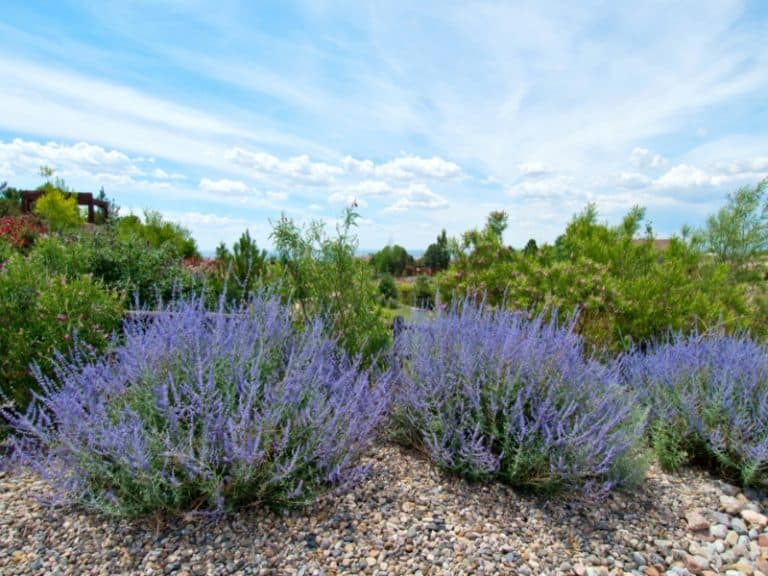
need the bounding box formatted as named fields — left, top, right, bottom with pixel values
left=726, top=531, right=740, bottom=547
left=742, top=509, right=768, bottom=528
left=686, top=511, right=710, bottom=532
left=711, top=524, right=729, bottom=539
left=722, top=495, right=746, bottom=515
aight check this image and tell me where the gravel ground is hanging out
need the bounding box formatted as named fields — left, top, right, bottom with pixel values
left=2, top=444, right=768, bottom=576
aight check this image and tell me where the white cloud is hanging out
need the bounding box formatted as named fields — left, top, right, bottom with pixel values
left=631, top=147, right=667, bottom=170
left=341, top=154, right=462, bottom=181
left=226, top=147, right=343, bottom=185
left=152, top=168, right=186, bottom=180
left=507, top=175, right=579, bottom=200
left=328, top=191, right=368, bottom=207
left=713, top=157, right=768, bottom=175
left=341, top=156, right=375, bottom=175
left=0, top=138, right=140, bottom=177
left=384, top=183, right=449, bottom=212
left=617, top=172, right=653, bottom=189
left=518, top=161, right=553, bottom=177
left=199, top=177, right=250, bottom=194
left=656, top=164, right=730, bottom=189
left=375, top=155, right=462, bottom=181
left=266, top=190, right=289, bottom=201
left=169, top=211, right=250, bottom=227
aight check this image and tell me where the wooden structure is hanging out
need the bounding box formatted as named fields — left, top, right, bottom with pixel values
left=20, top=190, right=109, bottom=224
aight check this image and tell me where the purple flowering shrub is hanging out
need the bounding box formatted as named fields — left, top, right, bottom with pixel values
left=3, top=294, right=391, bottom=516
left=392, top=299, right=648, bottom=497
left=621, top=331, right=768, bottom=487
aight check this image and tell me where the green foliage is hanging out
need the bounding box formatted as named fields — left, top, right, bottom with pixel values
left=370, top=244, right=413, bottom=277
left=650, top=421, right=689, bottom=472
left=413, top=275, right=435, bottom=309
left=27, top=230, right=199, bottom=306
left=117, top=211, right=199, bottom=259
left=0, top=183, right=22, bottom=217
left=421, top=229, right=451, bottom=271
left=212, top=230, right=269, bottom=305
left=523, top=238, right=538, bottom=257
left=33, top=184, right=84, bottom=232
left=439, top=205, right=751, bottom=352
left=377, top=273, right=398, bottom=307
left=271, top=208, right=390, bottom=362
left=704, top=178, right=767, bottom=276
left=0, top=254, right=122, bottom=410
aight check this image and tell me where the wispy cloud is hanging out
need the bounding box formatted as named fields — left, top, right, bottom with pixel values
left=0, top=1, right=765, bottom=249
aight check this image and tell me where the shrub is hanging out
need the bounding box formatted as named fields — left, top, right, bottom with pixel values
left=271, top=208, right=389, bottom=363
left=0, top=215, right=46, bottom=250
left=370, top=245, right=413, bottom=277
left=48, top=228, right=200, bottom=305
left=392, top=299, right=648, bottom=497
left=0, top=255, right=122, bottom=410
left=413, top=275, right=435, bottom=309
left=621, top=331, right=768, bottom=487
left=117, top=211, right=199, bottom=259
left=378, top=273, right=398, bottom=306
left=3, top=294, right=391, bottom=516
left=33, top=185, right=83, bottom=232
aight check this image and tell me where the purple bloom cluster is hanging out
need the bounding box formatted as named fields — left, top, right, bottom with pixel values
left=3, top=293, right=391, bottom=516
left=621, top=331, right=768, bottom=486
left=392, top=300, right=647, bottom=497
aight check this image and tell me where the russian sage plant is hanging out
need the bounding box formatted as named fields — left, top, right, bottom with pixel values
left=3, top=294, right=390, bottom=516
left=392, top=299, right=647, bottom=497
left=621, top=331, right=768, bottom=487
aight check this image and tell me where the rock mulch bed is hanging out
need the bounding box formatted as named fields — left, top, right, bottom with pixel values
left=2, top=445, right=768, bottom=576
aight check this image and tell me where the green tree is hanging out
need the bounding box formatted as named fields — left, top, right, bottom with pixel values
left=523, top=238, right=538, bottom=257
left=422, top=229, right=451, bottom=271
left=214, top=230, right=268, bottom=304
left=0, top=182, right=23, bottom=216
left=486, top=210, right=508, bottom=242
left=370, top=244, right=413, bottom=276
left=704, top=178, right=767, bottom=274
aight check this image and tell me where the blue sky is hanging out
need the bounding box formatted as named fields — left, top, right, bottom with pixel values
left=0, top=1, right=766, bottom=252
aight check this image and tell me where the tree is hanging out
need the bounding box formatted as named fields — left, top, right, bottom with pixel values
left=33, top=185, right=83, bottom=232
left=422, top=229, right=450, bottom=271
left=214, top=230, right=268, bottom=304
left=523, top=238, right=538, bottom=257
left=370, top=244, right=413, bottom=276
left=486, top=210, right=508, bottom=242
left=0, top=183, right=22, bottom=217
left=704, top=178, right=768, bottom=273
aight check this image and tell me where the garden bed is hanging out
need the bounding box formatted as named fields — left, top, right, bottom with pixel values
left=3, top=444, right=768, bottom=576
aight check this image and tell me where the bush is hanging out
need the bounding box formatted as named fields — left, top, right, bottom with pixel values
left=271, top=208, right=390, bottom=363
left=378, top=273, right=398, bottom=306
left=31, top=229, right=200, bottom=305
left=392, top=299, right=648, bottom=497
left=0, top=215, right=46, bottom=251
left=3, top=294, right=391, bottom=516
left=439, top=205, right=751, bottom=352
left=33, top=185, right=83, bottom=232
left=0, top=255, right=122, bottom=410
left=621, top=331, right=768, bottom=487
left=413, top=275, right=435, bottom=309
left=117, top=211, right=199, bottom=259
